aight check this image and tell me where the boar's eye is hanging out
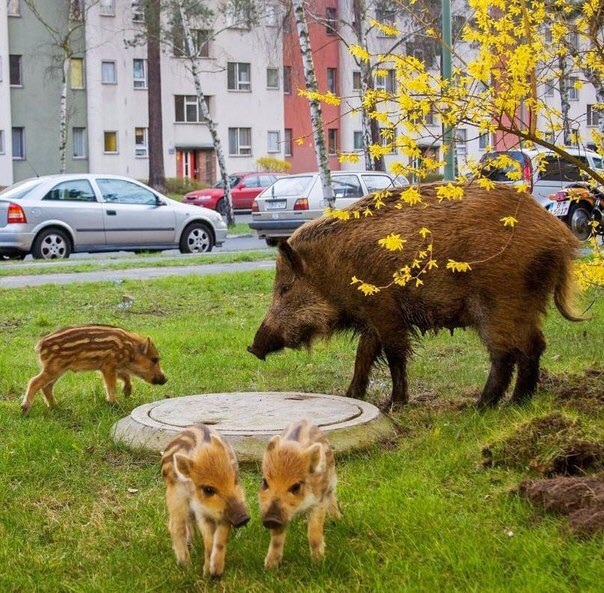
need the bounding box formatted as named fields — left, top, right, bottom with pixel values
left=150, top=357, right=159, bottom=364
left=278, top=283, right=292, bottom=297
left=261, top=478, right=269, bottom=490
left=201, top=486, right=216, bottom=496
left=288, top=482, right=303, bottom=495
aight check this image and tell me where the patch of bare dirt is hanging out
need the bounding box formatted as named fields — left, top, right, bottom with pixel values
left=482, top=412, right=604, bottom=476
left=518, top=475, right=604, bottom=536
left=540, top=367, right=604, bottom=414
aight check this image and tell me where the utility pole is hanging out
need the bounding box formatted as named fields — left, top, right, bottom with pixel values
left=441, top=0, right=455, bottom=180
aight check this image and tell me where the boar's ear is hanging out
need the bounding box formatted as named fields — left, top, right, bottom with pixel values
left=306, top=443, right=326, bottom=475
left=173, top=453, right=193, bottom=482
left=139, top=337, right=152, bottom=355
left=266, top=435, right=281, bottom=452
left=278, top=240, right=305, bottom=276
left=209, top=433, right=226, bottom=452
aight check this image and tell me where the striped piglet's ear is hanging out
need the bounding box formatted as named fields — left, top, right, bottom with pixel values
left=173, top=453, right=193, bottom=482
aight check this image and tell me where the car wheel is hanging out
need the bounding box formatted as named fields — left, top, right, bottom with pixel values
left=32, top=228, right=72, bottom=260
left=568, top=202, right=593, bottom=241
left=179, top=222, right=214, bottom=254
left=216, top=198, right=227, bottom=216
left=265, top=238, right=279, bottom=247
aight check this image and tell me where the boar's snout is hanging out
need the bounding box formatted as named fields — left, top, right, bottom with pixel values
left=152, top=374, right=168, bottom=385
left=232, top=513, right=251, bottom=529
left=226, top=499, right=250, bottom=528
left=262, top=516, right=285, bottom=530
left=247, top=345, right=266, bottom=360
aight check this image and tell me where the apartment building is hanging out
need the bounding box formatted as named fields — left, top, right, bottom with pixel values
left=0, top=2, right=12, bottom=184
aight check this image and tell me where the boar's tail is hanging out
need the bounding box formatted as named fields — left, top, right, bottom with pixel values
left=554, top=257, right=586, bottom=322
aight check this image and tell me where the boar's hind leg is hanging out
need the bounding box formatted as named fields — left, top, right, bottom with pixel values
left=382, top=333, right=412, bottom=409
left=41, top=381, right=58, bottom=408
left=100, top=368, right=119, bottom=404
left=477, top=350, right=516, bottom=409
left=510, top=330, right=546, bottom=405
left=118, top=373, right=132, bottom=397
left=21, top=370, right=62, bottom=415
left=346, top=331, right=382, bottom=400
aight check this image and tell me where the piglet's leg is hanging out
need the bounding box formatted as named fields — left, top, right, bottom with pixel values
left=100, top=367, right=119, bottom=404
left=307, top=504, right=327, bottom=561
left=21, top=370, right=59, bottom=415
left=166, top=489, right=192, bottom=566
left=209, top=522, right=230, bottom=577
left=41, top=381, right=58, bottom=408
left=118, top=373, right=132, bottom=397
left=199, top=518, right=216, bottom=577
left=265, top=527, right=287, bottom=569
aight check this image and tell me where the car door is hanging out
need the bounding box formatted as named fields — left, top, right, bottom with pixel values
left=532, top=155, right=586, bottom=207
left=331, top=174, right=365, bottom=209
left=95, top=178, right=176, bottom=246
left=231, top=175, right=261, bottom=209
left=39, top=179, right=106, bottom=249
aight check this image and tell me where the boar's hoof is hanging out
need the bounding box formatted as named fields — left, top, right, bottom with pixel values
left=20, top=403, right=31, bottom=417
left=247, top=345, right=266, bottom=361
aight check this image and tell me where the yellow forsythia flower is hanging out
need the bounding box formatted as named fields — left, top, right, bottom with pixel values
left=419, top=227, right=431, bottom=238
left=446, top=259, right=472, bottom=272
left=500, top=216, right=518, bottom=227
left=436, top=184, right=464, bottom=201
left=378, top=233, right=406, bottom=251
left=358, top=282, right=380, bottom=296
left=400, top=187, right=423, bottom=205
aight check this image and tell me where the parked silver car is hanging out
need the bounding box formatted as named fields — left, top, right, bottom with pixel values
left=250, top=170, right=407, bottom=245
left=0, top=174, right=227, bottom=259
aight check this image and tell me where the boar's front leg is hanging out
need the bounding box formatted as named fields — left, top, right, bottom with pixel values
left=118, top=372, right=133, bottom=397
left=346, top=330, right=382, bottom=400
left=208, top=522, right=230, bottom=578
left=264, top=526, right=287, bottom=569
left=199, top=518, right=215, bottom=576
left=307, top=504, right=327, bottom=561
left=100, top=367, right=119, bottom=404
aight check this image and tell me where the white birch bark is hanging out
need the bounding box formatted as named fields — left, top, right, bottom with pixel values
left=292, top=0, right=334, bottom=207
left=59, top=57, right=69, bottom=173
left=176, top=0, right=235, bottom=226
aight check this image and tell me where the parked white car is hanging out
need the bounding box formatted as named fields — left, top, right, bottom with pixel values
left=478, top=146, right=604, bottom=207
left=249, top=170, right=408, bottom=245
left=0, top=174, right=227, bottom=259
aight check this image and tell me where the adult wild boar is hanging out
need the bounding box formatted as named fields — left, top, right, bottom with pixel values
left=248, top=183, right=582, bottom=409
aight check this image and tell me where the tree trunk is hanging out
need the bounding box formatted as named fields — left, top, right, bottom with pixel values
left=59, top=57, right=69, bottom=174
left=558, top=55, right=572, bottom=145
left=146, top=0, right=166, bottom=191
left=292, top=0, right=334, bottom=207
left=176, top=0, right=235, bottom=226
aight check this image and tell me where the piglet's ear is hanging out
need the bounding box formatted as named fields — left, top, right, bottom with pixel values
left=139, top=337, right=151, bottom=355
left=266, top=435, right=281, bottom=452
left=306, top=443, right=325, bottom=475
left=278, top=240, right=305, bottom=276
left=173, top=453, right=193, bottom=482
left=210, top=433, right=226, bottom=452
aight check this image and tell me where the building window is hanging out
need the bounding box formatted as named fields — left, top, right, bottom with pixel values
left=9, top=55, right=22, bottom=86
left=7, top=0, right=20, bottom=16
left=267, top=131, right=280, bottom=153
left=227, top=62, right=251, bottom=91
left=326, top=7, right=337, bottom=35
left=0, top=130, right=5, bottom=154
left=375, top=7, right=397, bottom=36
left=101, top=61, right=117, bottom=84
left=568, top=77, right=579, bottom=100
left=353, top=131, right=363, bottom=150
left=73, top=127, right=86, bottom=158
left=175, top=95, right=209, bottom=123
left=228, top=127, right=252, bottom=156
left=424, top=105, right=436, bottom=126
left=173, top=28, right=210, bottom=58
left=133, top=59, right=147, bottom=88
left=544, top=81, right=555, bottom=97
left=12, top=128, right=25, bottom=159
left=266, top=3, right=279, bottom=26
left=104, top=131, right=118, bottom=153
left=99, top=0, right=115, bottom=16
left=132, top=0, right=144, bottom=22
left=587, top=104, right=601, bottom=127
left=328, top=129, right=338, bottom=155
left=267, top=68, right=279, bottom=89
left=455, top=128, right=467, bottom=157
left=284, top=129, right=293, bottom=156
left=327, top=68, right=337, bottom=94
left=352, top=71, right=362, bottom=92
left=135, top=127, right=148, bottom=157
left=478, top=132, right=489, bottom=150
left=375, top=69, right=396, bottom=94
left=283, top=66, right=292, bottom=94
left=380, top=128, right=397, bottom=154
left=70, top=58, right=84, bottom=89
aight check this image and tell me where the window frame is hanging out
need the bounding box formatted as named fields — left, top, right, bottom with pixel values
left=99, top=0, right=115, bottom=16
left=327, top=67, right=337, bottom=94
left=103, top=131, right=119, bottom=154
left=174, top=95, right=209, bottom=124
left=284, top=128, right=293, bottom=157
left=12, top=127, right=25, bottom=160
left=227, top=62, right=252, bottom=92
left=133, top=58, right=147, bottom=89
left=228, top=127, right=252, bottom=156
left=0, top=130, right=5, bottom=155
left=587, top=104, right=601, bottom=128
left=101, top=60, right=117, bottom=84
left=325, top=7, right=337, bottom=35
left=267, top=67, right=279, bottom=90
left=72, top=127, right=86, bottom=159
left=328, top=129, right=338, bottom=155
left=135, top=127, right=149, bottom=157
left=267, top=130, right=280, bottom=153
left=7, top=0, right=21, bottom=17
left=9, top=55, right=22, bottom=87
left=70, top=57, right=85, bottom=89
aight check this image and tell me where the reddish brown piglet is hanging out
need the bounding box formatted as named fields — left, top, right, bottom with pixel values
left=161, top=424, right=250, bottom=578
left=21, top=324, right=167, bottom=415
left=259, top=420, right=340, bottom=569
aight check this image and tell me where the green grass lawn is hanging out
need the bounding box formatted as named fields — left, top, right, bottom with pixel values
left=0, top=272, right=602, bottom=592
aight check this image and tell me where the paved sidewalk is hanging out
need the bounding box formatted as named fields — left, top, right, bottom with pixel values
left=0, top=260, right=275, bottom=288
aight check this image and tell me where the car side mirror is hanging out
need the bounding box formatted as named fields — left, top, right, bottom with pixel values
left=156, top=198, right=167, bottom=206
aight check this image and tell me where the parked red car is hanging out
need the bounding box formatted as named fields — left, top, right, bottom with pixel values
left=183, top=172, right=284, bottom=215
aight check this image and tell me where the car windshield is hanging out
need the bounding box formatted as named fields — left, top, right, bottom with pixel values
left=591, top=156, right=603, bottom=170
left=261, top=176, right=314, bottom=197
left=212, top=176, right=242, bottom=189
left=478, top=151, right=527, bottom=181
left=0, top=178, right=44, bottom=200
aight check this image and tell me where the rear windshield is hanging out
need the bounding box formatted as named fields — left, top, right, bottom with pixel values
left=0, top=178, right=44, bottom=200
left=478, top=151, right=529, bottom=181
left=260, top=175, right=314, bottom=197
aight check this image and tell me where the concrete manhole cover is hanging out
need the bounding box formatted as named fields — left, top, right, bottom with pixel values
left=111, top=392, right=394, bottom=463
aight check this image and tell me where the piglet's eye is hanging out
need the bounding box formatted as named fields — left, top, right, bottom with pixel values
left=151, top=357, right=159, bottom=364
left=202, top=486, right=216, bottom=496
left=278, top=284, right=291, bottom=297
left=261, top=478, right=269, bottom=490
left=289, top=482, right=302, bottom=495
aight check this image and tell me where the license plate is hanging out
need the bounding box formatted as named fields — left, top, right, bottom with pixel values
left=550, top=201, right=570, bottom=217
left=266, top=200, right=287, bottom=210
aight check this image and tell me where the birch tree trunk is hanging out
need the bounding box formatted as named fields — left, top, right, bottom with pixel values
left=292, top=0, right=334, bottom=207
left=558, top=55, right=572, bottom=145
left=59, top=57, right=69, bottom=173
left=176, top=0, right=235, bottom=226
